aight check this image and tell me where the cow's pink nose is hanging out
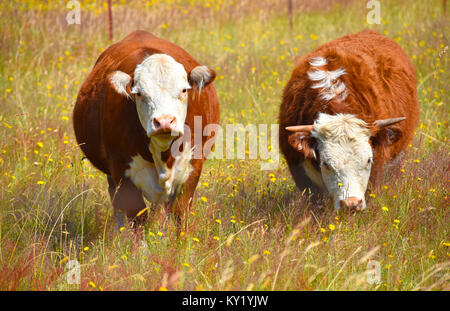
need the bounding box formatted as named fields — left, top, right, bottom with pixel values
left=340, top=197, right=363, bottom=211
left=152, top=115, right=177, bottom=133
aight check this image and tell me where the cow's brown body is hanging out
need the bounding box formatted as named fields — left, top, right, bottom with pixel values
left=73, top=31, right=220, bottom=226
left=279, top=30, right=419, bottom=195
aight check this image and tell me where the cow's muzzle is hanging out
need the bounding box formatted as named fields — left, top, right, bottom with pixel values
left=149, top=115, right=178, bottom=136
left=340, top=197, right=363, bottom=211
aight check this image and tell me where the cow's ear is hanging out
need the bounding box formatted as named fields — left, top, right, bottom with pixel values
left=288, top=132, right=317, bottom=159
left=370, top=117, right=405, bottom=147
left=188, top=65, right=216, bottom=91
left=109, top=71, right=133, bottom=97
left=370, top=126, right=402, bottom=147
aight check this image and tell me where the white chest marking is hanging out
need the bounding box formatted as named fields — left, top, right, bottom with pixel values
left=125, top=142, right=193, bottom=203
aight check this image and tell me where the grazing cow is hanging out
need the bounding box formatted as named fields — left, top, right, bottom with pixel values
left=73, top=30, right=219, bottom=228
left=279, top=30, right=419, bottom=211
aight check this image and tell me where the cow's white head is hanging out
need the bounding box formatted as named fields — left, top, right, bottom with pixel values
left=109, top=54, right=215, bottom=148
left=286, top=113, right=405, bottom=211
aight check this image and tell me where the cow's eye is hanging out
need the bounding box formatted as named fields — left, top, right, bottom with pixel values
left=136, top=92, right=141, bottom=97
left=182, top=88, right=187, bottom=93
left=367, top=158, right=373, bottom=165
left=322, top=161, right=330, bottom=170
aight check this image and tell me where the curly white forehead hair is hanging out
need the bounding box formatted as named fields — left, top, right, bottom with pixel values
left=311, top=113, right=371, bottom=143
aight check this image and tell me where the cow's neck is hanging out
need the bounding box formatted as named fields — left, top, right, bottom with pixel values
left=303, top=159, right=325, bottom=189
left=149, top=137, right=176, bottom=190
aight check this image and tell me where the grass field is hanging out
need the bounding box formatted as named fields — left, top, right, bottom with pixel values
left=0, top=0, right=449, bottom=291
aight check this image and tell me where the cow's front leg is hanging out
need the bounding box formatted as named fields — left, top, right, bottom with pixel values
left=166, top=159, right=203, bottom=232
left=109, top=177, right=148, bottom=229
left=107, top=176, right=125, bottom=229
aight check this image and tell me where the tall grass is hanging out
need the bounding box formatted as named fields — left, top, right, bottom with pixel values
left=0, top=0, right=448, bottom=290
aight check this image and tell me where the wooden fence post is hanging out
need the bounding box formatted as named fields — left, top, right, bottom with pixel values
left=107, top=0, right=113, bottom=41
left=288, top=0, right=293, bottom=33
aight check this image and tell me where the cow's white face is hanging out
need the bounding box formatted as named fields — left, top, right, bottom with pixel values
left=312, top=114, right=373, bottom=210
left=132, top=54, right=191, bottom=138
left=287, top=113, right=407, bottom=211
left=110, top=54, right=215, bottom=152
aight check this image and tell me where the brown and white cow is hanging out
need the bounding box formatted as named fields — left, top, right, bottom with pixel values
left=279, top=30, right=419, bottom=211
left=73, top=30, right=219, bottom=228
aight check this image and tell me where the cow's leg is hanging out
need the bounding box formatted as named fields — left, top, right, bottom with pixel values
left=107, top=175, right=117, bottom=200
left=288, top=162, right=324, bottom=207
left=109, top=177, right=148, bottom=229
left=166, top=159, right=203, bottom=231
left=107, top=176, right=126, bottom=230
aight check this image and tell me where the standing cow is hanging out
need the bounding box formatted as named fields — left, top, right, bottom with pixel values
left=73, top=31, right=219, bottom=228
left=279, top=30, right=419, bottom=211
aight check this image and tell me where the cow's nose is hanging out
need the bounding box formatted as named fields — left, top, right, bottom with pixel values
left=152, top=115, right=177, bottom=133
left=340, top=197, right=363, bottom=211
